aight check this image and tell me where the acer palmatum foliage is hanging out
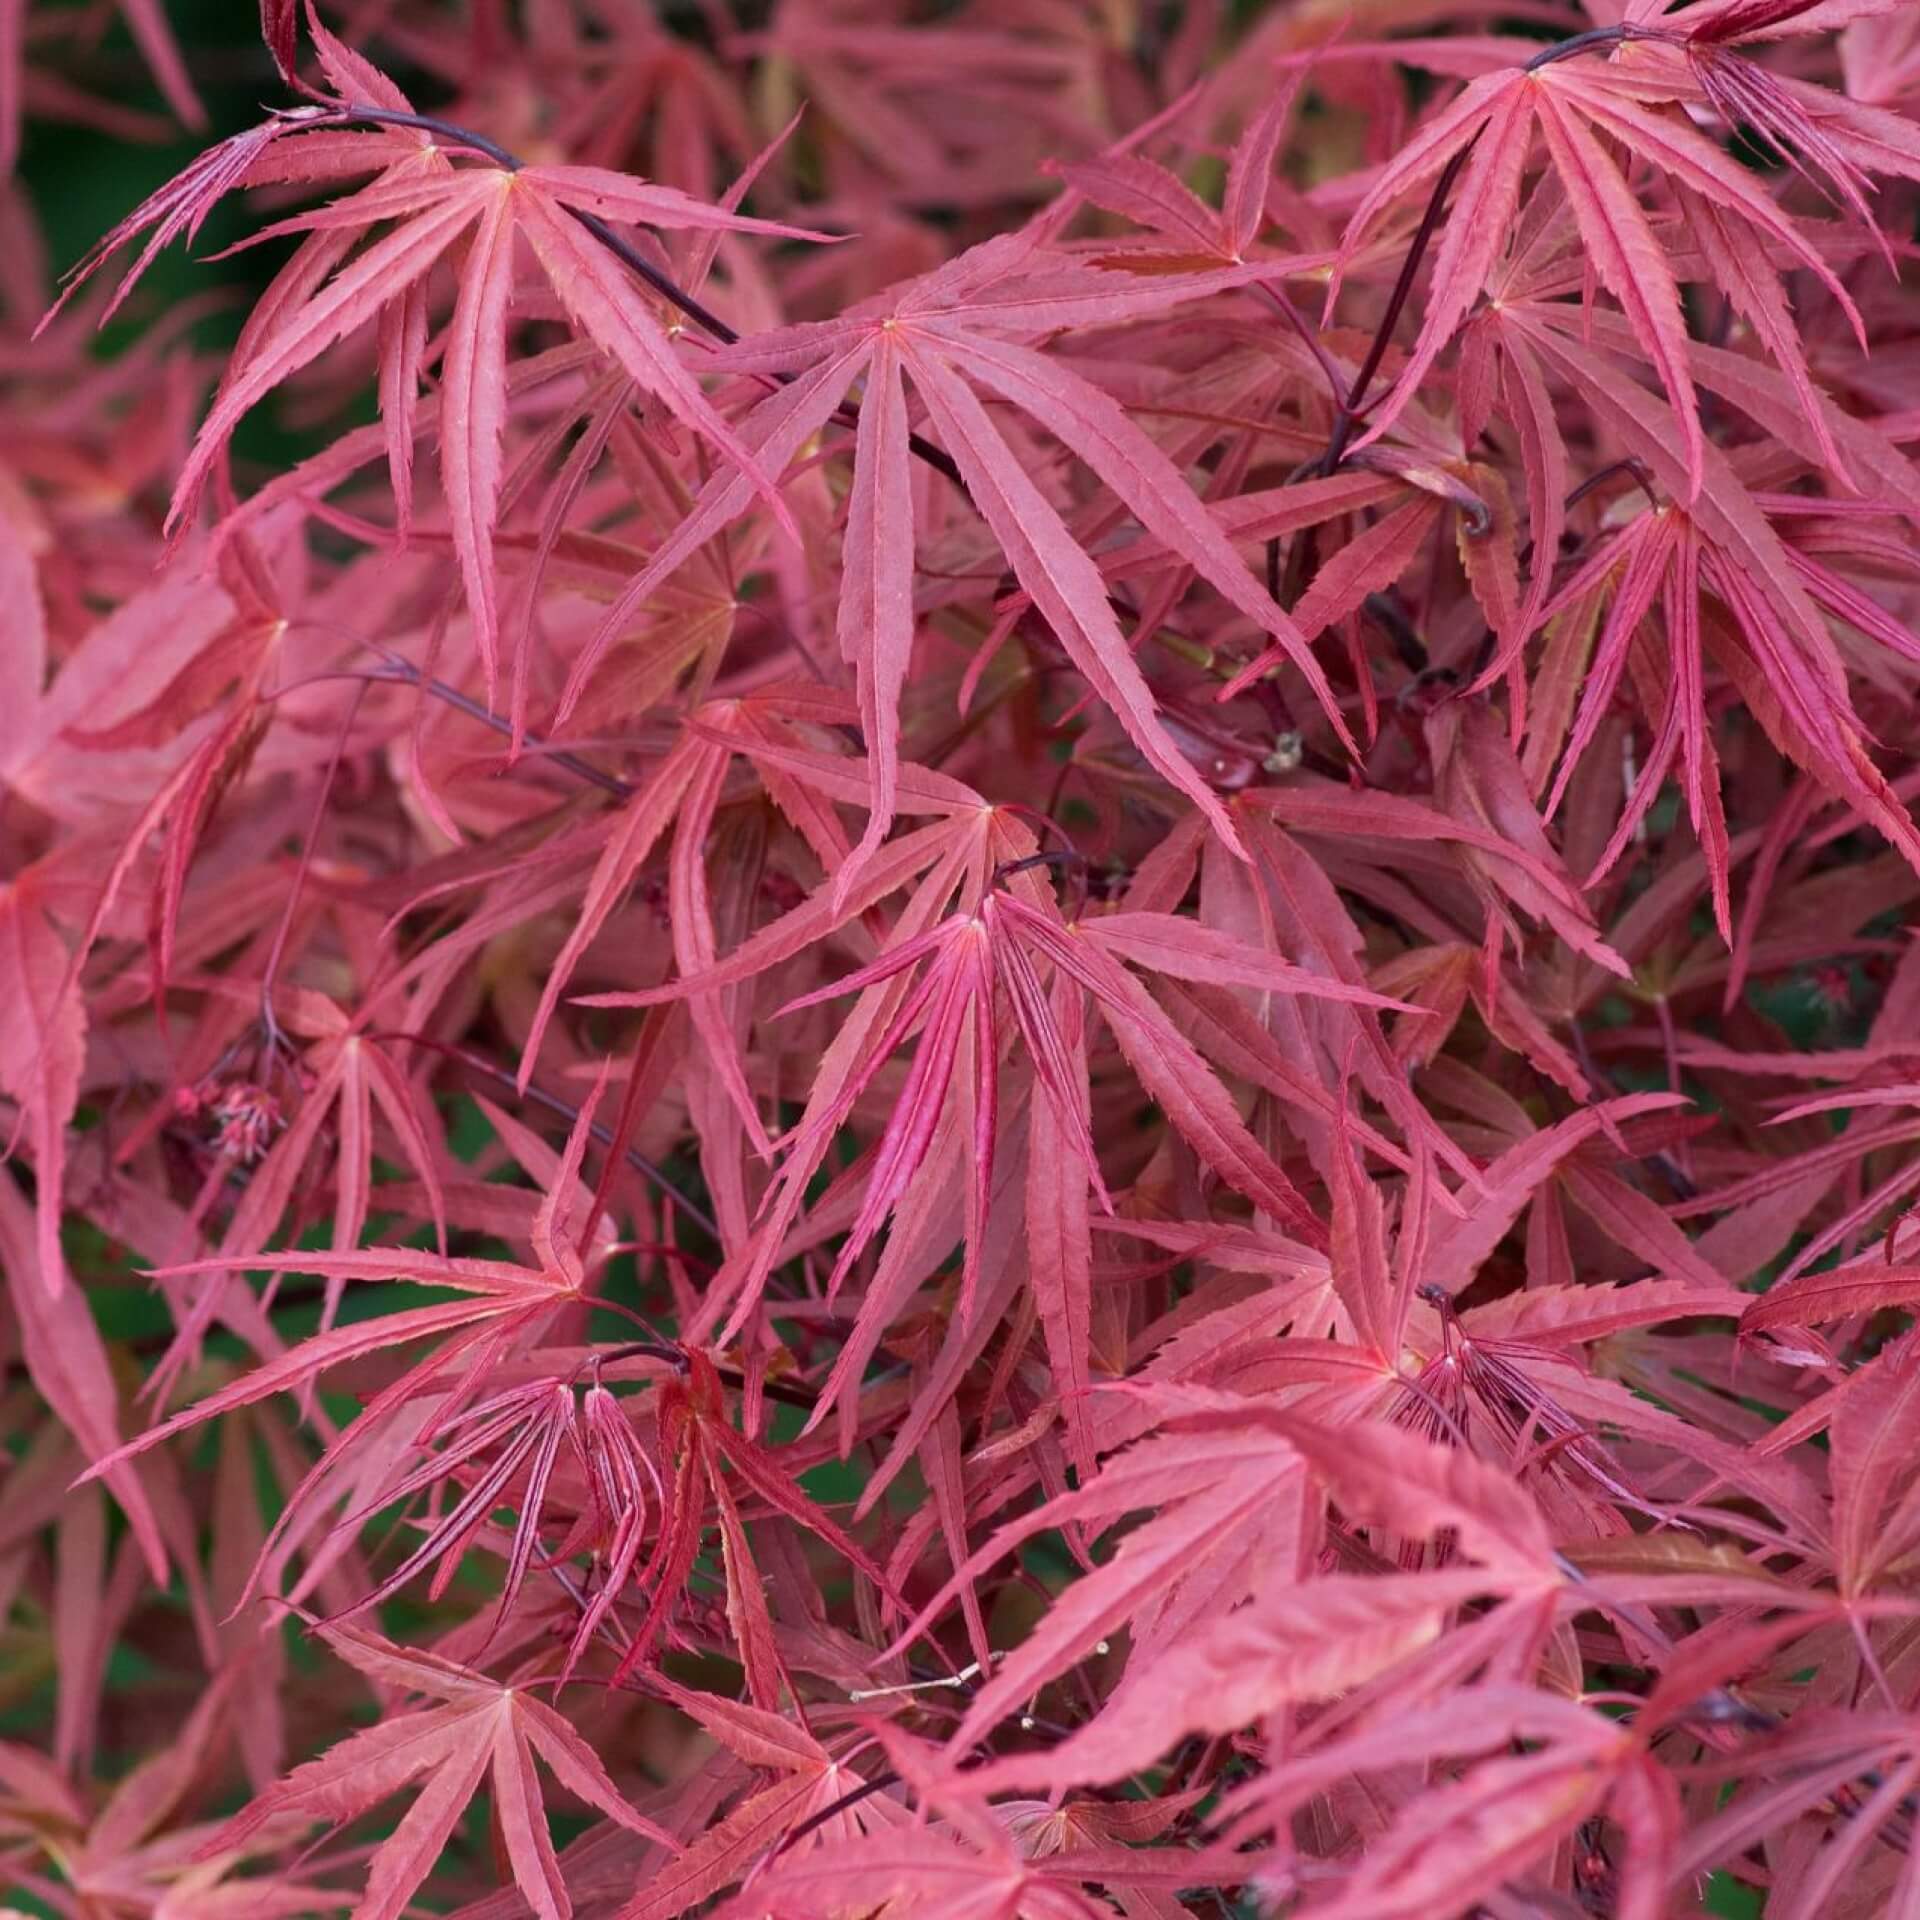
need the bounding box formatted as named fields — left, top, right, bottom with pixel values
left=15, top=1, right=1920, bottom=1917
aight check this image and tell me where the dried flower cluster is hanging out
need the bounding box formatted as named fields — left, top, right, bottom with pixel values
left=9, top=1, right=1920, bottom=1915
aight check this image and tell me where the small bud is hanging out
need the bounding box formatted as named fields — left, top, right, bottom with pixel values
left=1263, top=732, right=1304, bottom=774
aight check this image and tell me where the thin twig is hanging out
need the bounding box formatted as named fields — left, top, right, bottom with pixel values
left=376, top=1031, right=720, bottom=1239
left=357, top=644, right=636, bottom=798
left=1264, top=22, right=1634, bottom=621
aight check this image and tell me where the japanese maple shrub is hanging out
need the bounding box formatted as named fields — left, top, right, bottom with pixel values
left=9, top=0, right=1920, bottom=1913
